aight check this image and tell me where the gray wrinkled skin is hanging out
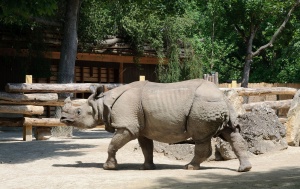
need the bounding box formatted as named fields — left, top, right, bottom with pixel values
left=61, top=79, right=252, bottom=172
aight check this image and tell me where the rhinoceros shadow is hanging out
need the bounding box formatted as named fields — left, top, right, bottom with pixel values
left=52, top=161, right=235, bottom=171
left=52, top=162, right=183, bottom=170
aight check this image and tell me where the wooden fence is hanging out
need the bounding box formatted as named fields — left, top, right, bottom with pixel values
left=0, top=80, right=299, bottom=141
left=0, top=83, right=123, bottom=141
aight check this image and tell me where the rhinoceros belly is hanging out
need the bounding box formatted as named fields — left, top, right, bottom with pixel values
left=141, top=81, right=202, bottom=143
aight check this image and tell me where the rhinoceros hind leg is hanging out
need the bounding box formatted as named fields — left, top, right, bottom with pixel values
left=220, top=127, right=252, bottom=172
left=184, top=140, right=212, bottom=170
left=103, top=129, right=136, bottom=170
left=138, top=136, right=156, bottom=170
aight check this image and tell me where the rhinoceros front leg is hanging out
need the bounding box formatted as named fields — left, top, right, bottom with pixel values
left=138, top=136, right=156, bottom=170
left=103, top=128, right=136, bottom=170
left=220, top=127, right=252, bottom=172
left=184, top=140, right=212, bottom=170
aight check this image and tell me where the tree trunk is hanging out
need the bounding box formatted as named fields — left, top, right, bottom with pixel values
left=241, top=25, right=255, bottom=88
left=58, top=0, right=80, bottom=85
left=52, top=0, right=80, bottom=138
left=241, top=59, right=251, bottom=88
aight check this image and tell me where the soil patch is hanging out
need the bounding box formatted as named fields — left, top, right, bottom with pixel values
left=1, top=128, right=300, bottom=189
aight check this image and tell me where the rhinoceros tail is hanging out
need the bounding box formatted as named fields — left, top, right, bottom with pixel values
left=226, top=98, right=241, bottom=132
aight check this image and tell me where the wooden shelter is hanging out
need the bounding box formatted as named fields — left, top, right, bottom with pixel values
left=0, top=26, right=165, bottom=91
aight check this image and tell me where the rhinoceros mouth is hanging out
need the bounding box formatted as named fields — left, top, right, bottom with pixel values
left=60, top=117, right=74, bottom=124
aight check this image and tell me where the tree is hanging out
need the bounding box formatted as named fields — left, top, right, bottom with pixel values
left=222, top=0, right=300, bottom=87
left=52, top=0, right=81, bottom=137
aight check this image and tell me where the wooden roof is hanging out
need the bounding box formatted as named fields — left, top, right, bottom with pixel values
left=0, top=26, right=167, bottom=64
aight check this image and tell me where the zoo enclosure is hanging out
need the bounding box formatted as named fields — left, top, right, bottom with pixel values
left=0, top=80, right=299, bottom=141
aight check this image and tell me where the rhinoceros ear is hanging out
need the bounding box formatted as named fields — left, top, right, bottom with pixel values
left=64, top=97, right=72, bottom=103
left=95, top=85, right=106, bottom=98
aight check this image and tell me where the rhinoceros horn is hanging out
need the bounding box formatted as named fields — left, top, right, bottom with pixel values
left=63, top=97, right=72, bottom=110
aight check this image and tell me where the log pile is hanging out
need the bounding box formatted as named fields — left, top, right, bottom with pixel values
left=1, top=82, right=117, bottom=141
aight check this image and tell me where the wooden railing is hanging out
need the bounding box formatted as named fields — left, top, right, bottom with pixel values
left=1, top=83, right=123, bottom=141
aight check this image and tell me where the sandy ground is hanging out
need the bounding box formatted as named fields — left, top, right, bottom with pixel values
left=1, top=128, right=300, bottom=189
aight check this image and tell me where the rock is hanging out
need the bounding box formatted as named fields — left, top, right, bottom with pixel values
left=285, top=90, right=300, bottom=146
left=223, top=89, right=246, bottom=116
left=153, top=141, right=194, bottom=161
left=215, top=137, right=236, bottom=160
left=238, top=105, right=288, bottom=154
left=35, top=127, right=51, bottom=140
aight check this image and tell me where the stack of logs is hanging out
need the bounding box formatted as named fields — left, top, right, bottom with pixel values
left=220, top=87, right=297, bottom=123
left=1, top=83, right=122, bottom=141
left=0, top=82, right=298, bottom=141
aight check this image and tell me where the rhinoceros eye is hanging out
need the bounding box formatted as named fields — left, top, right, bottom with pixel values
left=76, top=108, right=81, bottom=115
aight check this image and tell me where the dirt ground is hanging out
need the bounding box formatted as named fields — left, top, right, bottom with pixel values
left=1, top=128, right=300, bottom=189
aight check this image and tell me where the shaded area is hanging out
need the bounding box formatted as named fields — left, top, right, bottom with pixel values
left=151, top=167, right=300, bottom=189
left=0, top=140, right=96, bottom=164
left=72, top=128, right=113, bottom=139
left=0, top=128, right=113, bottom=164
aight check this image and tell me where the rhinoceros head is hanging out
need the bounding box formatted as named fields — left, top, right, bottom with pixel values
left=60, top=86, right=105, bottom=128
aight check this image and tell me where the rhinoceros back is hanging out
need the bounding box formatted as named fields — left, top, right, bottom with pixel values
left=141, top=79, right=205, bottom=142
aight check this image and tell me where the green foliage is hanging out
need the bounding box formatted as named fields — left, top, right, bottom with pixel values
left=0, top=0, right=58, bottom=25
left=79, top=1, right=116, bottom=42
left=2, top=0, right=300, bottom=84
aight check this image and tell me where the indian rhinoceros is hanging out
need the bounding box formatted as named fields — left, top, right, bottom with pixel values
left=60, top=79, right=252, bottom=172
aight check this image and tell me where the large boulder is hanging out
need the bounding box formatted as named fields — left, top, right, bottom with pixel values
left=285, top=89, right=300, bottom=146
left=238, top=105, right=288, bottom=154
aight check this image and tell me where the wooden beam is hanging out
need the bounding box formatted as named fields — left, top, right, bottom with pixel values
left=220, top=87, right=297, bottom=96
left=6, top=83, right=123, bottom=93
left=0, top=105, right=44, bottom=115
left=0, top=48, right=167, bottom=64
left=0, top=98, right=86, bottom=106
left=0, top=92, right=58, bottom=102
left=23, top=117, right=68, bottom=127
left=243, top=99, right=292, bottom=111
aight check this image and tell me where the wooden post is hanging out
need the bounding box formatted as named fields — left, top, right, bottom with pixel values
left=214, top=72, right=219, bottom=86
left=211, top=74, right=215, bottom=84
left=119, top=63, right=124, bottom=83
left=232, top=80, right=237, bottom=88
left=139, top=75, right=145, bottom=81
left=23, top=75, right=32, bottom=141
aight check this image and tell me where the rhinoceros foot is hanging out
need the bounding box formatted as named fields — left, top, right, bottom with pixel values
left=184, top=163, right=200, bottom=170
left=139, top=163, right=156, bottom=170
left=103, top=161, right=118, bottom=170
left=238, top=161, right=252, bottom=172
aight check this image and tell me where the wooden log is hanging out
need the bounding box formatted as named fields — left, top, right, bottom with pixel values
left=23, top=117, right=68, bottom=127
left=243, top=99, right=292, bottom=111
left=5, top=83, right=123, bottom=93
left=0, top=92, right=58, bottom=102
left=0, top=118, right=23, bottom=127
left=0, top=105, right=44, bottom=115
left=0, top=98, right=86, bottom=106
left=220, top=87, right=297, bottom=96
left=23, top=117, right=103, bottom=127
